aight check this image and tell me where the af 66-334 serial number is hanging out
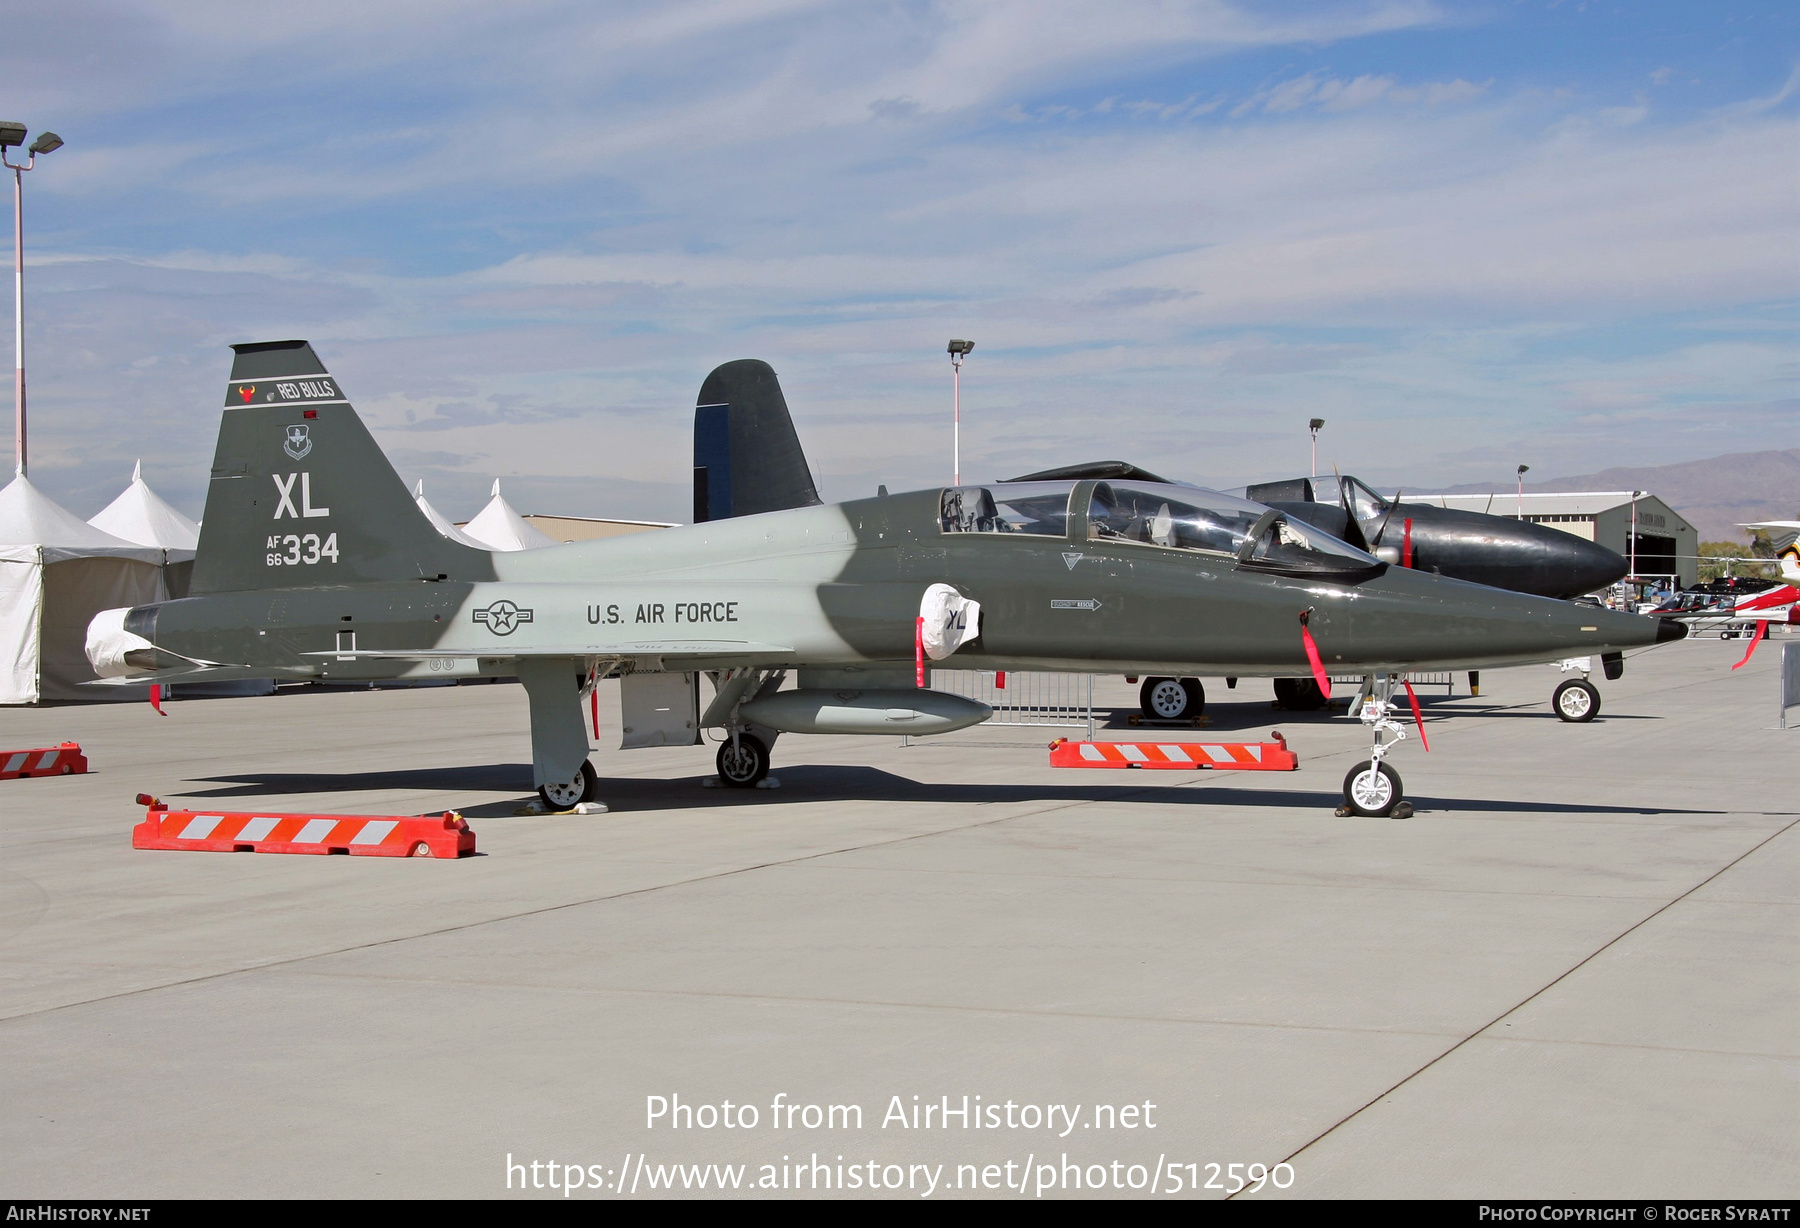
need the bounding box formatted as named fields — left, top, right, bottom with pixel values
left=265, top=533, right=340, bottom=566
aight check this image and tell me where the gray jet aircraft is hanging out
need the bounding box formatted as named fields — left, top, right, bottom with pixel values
left=87, top=341, right=1684, bottom=817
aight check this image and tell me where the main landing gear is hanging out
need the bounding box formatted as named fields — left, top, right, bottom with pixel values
left=1273, top=677, right=1328, bottom=711
left=1138, top=676, right=1205, bottom=720
left=538, top=760, right=599, bottom=809
left=1338, top=673, right=1414, bottom=819
left=715, top=731, right=772, bottom=788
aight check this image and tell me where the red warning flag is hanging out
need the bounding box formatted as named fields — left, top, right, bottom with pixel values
left=1298, top=610, right=1332, bottom=698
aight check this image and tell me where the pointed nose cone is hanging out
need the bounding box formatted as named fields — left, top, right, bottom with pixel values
left=1391, top=505, right=1627, bottom=598
left=1345, top=566, right=1674, bottom=668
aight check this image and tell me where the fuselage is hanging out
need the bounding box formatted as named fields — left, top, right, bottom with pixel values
left=118, top=481, right=1680, bottom=685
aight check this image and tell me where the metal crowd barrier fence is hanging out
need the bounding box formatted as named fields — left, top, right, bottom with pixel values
left=1331, top=671, right=1457, bottom=696
left=911, top=670, right=1096, bottom=743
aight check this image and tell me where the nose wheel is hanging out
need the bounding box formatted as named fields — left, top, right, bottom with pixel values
left=1553, top=678, right=1600, bottom=722
left=1342, top=760, right=1407, bottom=817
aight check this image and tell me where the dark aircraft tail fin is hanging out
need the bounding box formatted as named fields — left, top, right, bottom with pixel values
left=190, top=340, right=495, bottom=595
left=1245, top=478, right=1316, bottom=503
left=692, top=359, right=821, bottom=523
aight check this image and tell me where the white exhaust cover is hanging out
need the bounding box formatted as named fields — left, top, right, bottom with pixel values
left=86, top=606, right=154, bottom=678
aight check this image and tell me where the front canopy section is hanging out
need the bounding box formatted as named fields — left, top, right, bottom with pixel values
left=1236, top=507, right=1387, bottom=581
left=940, top=479, right=1385, bottom=580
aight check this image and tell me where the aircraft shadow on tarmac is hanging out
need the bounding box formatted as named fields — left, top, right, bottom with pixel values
left=177, top=763, right=1725, bottom=820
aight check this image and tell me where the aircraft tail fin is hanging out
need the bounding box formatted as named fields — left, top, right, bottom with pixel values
left=190, top=340, right=494, bottom=595
left=692, top=359, right=822, bottom=523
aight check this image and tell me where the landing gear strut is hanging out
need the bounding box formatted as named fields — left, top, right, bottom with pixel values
left=1338, top=673, right=1414, bottom=819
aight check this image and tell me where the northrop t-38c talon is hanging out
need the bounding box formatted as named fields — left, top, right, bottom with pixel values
left=86, top=340, right=1685, bottom=817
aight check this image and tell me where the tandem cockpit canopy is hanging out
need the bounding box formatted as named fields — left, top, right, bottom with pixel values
left=940, top=480, right=1385, bottom=579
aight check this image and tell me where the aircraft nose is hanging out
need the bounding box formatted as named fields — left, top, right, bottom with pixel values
left=1657, top=617, right=1687, bottom=643
left=1559, top=533, right=1631, bottom=597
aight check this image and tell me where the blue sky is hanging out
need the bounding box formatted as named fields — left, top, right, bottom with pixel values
left=8, top=0, right=1798, bottom=522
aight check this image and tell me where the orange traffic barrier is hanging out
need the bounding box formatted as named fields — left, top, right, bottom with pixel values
left=1049, top=732, right=1297, bottom=771
left=1, top=742, right=88, bottom=780
left=131, top=795, right=475, bottom=858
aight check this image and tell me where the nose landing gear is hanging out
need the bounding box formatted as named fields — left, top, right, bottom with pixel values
left=1338, top=673, right=1415, bottom=819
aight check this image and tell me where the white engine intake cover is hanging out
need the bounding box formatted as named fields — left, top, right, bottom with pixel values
left=920, top=582, right=982, bottom=661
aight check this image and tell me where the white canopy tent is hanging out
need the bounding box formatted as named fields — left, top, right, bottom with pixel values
left=413, top=480, right=489, bottom=549
left=89, top=461, right=200, bottom=551
left=0, top=476, right=165, bottom=704
left=461, top=480, right=558, bottom=551
left=89, top=460, right=201, bottom=598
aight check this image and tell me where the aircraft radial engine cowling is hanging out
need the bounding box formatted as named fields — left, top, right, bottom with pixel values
left=737, top=688, right=991, bottom=736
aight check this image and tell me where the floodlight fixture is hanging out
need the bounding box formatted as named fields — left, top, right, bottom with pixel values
left=0, top=124, right=24, bottom=149
left=948, top=339, right=973, bottom=357
left=27, top=133, right=62, bottom=156
left=1515, top=464, right=1530, bottom=519
left=1309, top=418, right=1325, bottom=477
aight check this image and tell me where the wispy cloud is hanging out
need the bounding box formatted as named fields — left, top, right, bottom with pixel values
left=8, top=0, right=1797, bottom=520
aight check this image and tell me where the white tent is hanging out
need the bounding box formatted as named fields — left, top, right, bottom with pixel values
left=89, top=461, right=200, bottom=551
left=461, top=480, right=558, bottom=551
left=414, top=480, right=489, bottom=549
left=89, top=460, right=201, bottom=598
left=0, top=475, right=165, bottom=704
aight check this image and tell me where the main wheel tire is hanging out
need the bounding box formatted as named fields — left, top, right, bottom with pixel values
left=539, top=759, right=598, bottom=809
left=1140, top=676, right=1199, bottom=719
left=1274, top=677, right=1328, bottom=711
left=716, top=734, right=771, bottom=788
left=1553, top=678, right=1600, bottom=723
left=1342, top=760, right=1403, bottom=817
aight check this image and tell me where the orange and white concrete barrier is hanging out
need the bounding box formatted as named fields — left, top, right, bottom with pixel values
left=131, top=795, right=475, bottom=858
left=1049, top=733, right=1297, bottom=771
left=1, top=742, right=88, bottom=780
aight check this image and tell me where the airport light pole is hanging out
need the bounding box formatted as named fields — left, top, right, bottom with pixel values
left=948, top=339, right=973, bottom=486
left=1629, top=490, right=1642, bottom=587
left=1516, top=464, right=1529, bottom=520
left=1, top=124, right=62, bottom=479
left=1309, top=418, right=1325, bottom=478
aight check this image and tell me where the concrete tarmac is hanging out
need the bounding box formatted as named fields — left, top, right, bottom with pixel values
left=1, top=635, right=1795, bottom=1199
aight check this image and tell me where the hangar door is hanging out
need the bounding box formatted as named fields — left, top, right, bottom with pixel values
left=1630, top=533, right=1678, bottom=579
